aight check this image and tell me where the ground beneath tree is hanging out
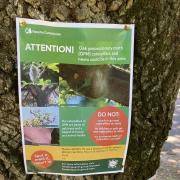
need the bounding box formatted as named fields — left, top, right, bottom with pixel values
left=156, top=90, right=180, bottom=180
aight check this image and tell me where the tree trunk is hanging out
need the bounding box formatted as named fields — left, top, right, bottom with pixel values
left=0, top=0, right=179, bottom=180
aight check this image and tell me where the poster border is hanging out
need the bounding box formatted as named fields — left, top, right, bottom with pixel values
left=16, top=17, right=135, bottom=176
left=16, top=18, right=28, bottom=173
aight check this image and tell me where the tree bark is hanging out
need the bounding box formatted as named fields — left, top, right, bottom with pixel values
left=0, top=0, right=179, bottom=180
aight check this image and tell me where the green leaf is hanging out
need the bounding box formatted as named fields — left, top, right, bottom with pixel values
left=47, top=63, right=59, bottom=73
left=37, top=79, right=51, bottom=86
left=21, top=80, right=28, bottom=87
left=80, top=78, right=92, bottom=89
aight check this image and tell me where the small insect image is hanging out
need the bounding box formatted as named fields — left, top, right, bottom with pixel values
left=21, top=62, right=59, bottom=107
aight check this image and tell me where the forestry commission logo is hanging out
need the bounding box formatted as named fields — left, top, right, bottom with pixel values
left=25, top=28, right=32, bottom=34
left=108, top=159, right=118, bottom=168
left=24, top=28, right=61, bottom=36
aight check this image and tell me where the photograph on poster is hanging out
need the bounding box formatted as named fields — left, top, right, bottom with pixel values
left=22, top=107, right=59, bottom=127
left=59, top=64, right=130, bottom=107
left=24, top=127, right=59, bottom=145
left=21, top=62, right=59, bottom=107
left=22, top=107, right=59, bottom=145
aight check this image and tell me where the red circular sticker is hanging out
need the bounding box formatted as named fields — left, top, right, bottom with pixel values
left=31, top=150, right=53, bottom=169
left=88, top=106, right=128, bottom=146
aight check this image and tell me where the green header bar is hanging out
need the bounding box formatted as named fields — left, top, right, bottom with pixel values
left=18, top=20, right=133, bottom=65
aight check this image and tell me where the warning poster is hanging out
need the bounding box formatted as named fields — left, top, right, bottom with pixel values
left=16, top=18, right=134, bottom=175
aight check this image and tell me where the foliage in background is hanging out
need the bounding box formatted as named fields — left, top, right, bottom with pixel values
left=59, top=76, right=77, bottom=105
left=23, top=109, right=56, bottom=127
